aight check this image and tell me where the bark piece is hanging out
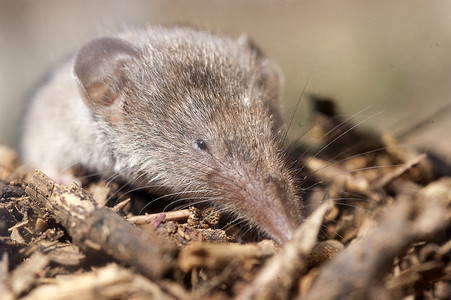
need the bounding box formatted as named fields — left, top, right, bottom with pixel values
left=25, top=170, right=176, bottom=280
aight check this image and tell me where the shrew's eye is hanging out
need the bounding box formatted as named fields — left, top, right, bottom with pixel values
left=196, top=139, right=208, bottom=151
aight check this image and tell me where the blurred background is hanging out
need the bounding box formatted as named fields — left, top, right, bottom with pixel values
left=1, top=0, right=450, bottom=160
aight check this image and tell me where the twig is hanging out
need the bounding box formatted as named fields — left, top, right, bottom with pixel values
left=375, top=153, right=427, bottom=189
left=127, top=209, right=191, bottom=225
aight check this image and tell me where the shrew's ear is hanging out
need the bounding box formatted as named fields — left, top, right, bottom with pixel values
left=237, top=33, right=283, bottom=105
left=237, top=33, right=265, bottom=59
left=74, top=37, right=139, bottom=114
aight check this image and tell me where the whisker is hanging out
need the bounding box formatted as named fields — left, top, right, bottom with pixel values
left=282, top=14, right=332, bottom=146
left=297, top=146, right=386, bottom=180
left=296, top=106, right=378, bottom=168
left=171, top=198, right=220, bottom=212
left=312, top=109, right=381, bottom=158
left=76, top=171, right=108, bottom=180
left=140, top=190, right=213, bottom=213
left=60, top=161, right=84, bottom=174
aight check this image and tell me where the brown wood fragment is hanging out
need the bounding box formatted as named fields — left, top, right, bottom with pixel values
left=179, top=241, right=277, bottom=273
left=25, top=170, right=176, bottom=280
left=111, top=197, right=131, bottom=212
left=375, top=153, right=427, bottom=188
left=297, top=268, right=319, bottom=299
left=86, top=182, right=111, bottom=207
left=302, top=186, right=449, bottom=300
left=382, top=133, right=435, bottom=182
left=127, top=209, right=191, bottom=225
left=304, top=155, right=380, bottom=201
left=8, top=252, right=50, bottom=297
left=41, top=242, right=85, bottom=266
left=386, top=260, right=445, bottom=292
left=22, top=263, right=180, bottom=300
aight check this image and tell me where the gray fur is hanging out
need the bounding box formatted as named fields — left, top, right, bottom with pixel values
left=21, top=26, right=302, bottom=243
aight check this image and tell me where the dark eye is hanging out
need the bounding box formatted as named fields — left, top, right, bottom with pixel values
left=196, top=139, right=208, bottom=151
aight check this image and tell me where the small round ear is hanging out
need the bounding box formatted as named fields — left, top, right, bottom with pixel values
left=74, top=37, right=139, bottom=114
left=237, top=33, right=264, bottom=59
left=237, top=33, right=283, bottom=103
